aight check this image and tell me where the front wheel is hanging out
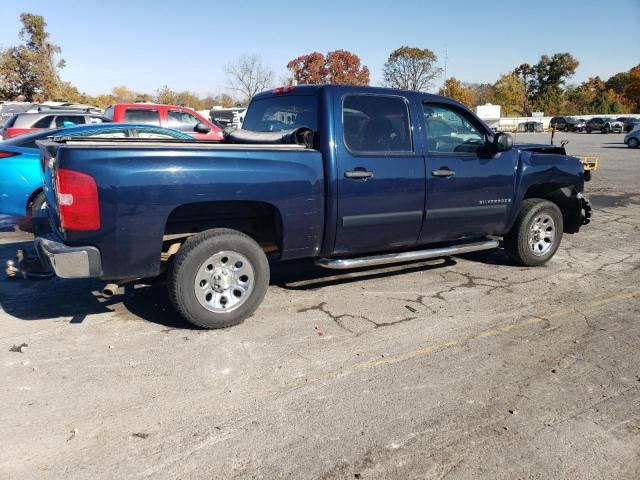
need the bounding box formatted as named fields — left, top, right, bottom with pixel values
left=168, top=228, right=270, bottom=329
left=628, top=138, right=639, bottom=149
left=504, top=199, right=563, bottom=267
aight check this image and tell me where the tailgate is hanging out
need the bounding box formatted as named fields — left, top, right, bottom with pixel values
left=36, top=140, right=62, bottom=234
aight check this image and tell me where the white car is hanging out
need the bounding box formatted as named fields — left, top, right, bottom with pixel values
left=602, top=119, right=624, bottom=134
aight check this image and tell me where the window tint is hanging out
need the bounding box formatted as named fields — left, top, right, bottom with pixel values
left=123, top=109, right=160, bottom=125
left=33, top=116, right=54, bottom=128
left=342, top=95, right=412, bottom=153
left=167, top=110, right=200, bottom=132
left=243, top=95, right=317, bottom=132
left=136, top=129, right=187, bottom=139
left=76, top=129, right=128, bottom=138
left=54, top=115, right=86, bottom=128
left=423, top=103, right=486, bottom=154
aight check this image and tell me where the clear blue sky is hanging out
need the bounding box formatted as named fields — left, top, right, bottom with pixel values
left=1, top=0, right=638, bottom=97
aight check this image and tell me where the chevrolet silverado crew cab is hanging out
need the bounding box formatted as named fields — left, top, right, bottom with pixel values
left=33, top=85, right=592, bottom=329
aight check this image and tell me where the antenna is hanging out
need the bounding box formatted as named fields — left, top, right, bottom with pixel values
left=443, top=45, right=448, bottom=90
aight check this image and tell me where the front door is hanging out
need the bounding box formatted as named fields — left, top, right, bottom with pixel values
left=333, top=94, right=425, bottom=254
left=419, top=101, right=517, bottom=244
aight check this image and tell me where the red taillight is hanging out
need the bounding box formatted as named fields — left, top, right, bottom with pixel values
left=55, top=168, right=100, bottom=231
left=0, top=150, right=19, bottom=159
left=273, top=86, right=294, bottom=94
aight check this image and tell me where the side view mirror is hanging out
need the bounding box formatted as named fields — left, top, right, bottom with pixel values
left=493, top=132, right=513, bottom=153
left=194, top=122, right=211, bottom=134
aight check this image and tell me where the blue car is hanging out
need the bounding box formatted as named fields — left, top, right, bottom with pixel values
left=0, top=124, right=191, bottom=218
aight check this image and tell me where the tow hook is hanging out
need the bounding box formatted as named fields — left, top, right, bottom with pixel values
left=5, top=249, right=53, bottom=279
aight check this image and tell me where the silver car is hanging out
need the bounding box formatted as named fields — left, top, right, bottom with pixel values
left=624, top=128, right=640, bottom=148
left=602, top=119, right=624, bottom=134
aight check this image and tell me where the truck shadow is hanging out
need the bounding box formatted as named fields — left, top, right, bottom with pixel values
left=0, top=239, right=513, bottom=330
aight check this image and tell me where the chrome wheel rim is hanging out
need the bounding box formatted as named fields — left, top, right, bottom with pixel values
left=528, top=214, right=555, bottom=256
left=194, top=251, right=254, bottom=313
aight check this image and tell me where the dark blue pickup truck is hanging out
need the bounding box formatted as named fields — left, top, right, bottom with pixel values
left=34, top=85, right=591, bottom=328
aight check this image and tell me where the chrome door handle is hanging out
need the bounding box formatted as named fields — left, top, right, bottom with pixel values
left=345, top=169, right=373, bottom=179
left=431, top=169, right=455, bottom=177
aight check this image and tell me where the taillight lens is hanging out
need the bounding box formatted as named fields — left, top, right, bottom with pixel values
left=0, top=150, right=19, bottom=159
left=55, top=168, right=100, bottom=231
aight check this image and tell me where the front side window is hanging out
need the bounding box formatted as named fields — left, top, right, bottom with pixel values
left=342, top=95, right=412, bottom=154
left=423, top=103, right=486, bottom=154
left=123, top=108, right=160, bottom=125
left=167, top=110, right=200, bottom=132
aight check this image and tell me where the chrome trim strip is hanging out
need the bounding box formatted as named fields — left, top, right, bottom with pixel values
left=315, top=239, right=499, bottom=270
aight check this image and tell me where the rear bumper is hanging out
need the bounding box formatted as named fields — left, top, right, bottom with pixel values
left=34, top=236, right=102, bottom=278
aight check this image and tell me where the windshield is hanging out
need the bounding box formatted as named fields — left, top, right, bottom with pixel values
left=243, top=95, right=317, bottom=132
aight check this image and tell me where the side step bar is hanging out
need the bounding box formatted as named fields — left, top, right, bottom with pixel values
left=315, top=239, right=500, bottom=270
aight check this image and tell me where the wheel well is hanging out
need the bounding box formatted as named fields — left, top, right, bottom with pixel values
left=523, top=185, right=581, bottom=233
left=163, top=201, right=283, bottom=257
left=26, top=188, right=43, bottom=213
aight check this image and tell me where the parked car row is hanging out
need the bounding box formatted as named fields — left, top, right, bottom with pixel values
left=549, top=116, right=639, bottom=133
left=0, top=124, right=191, bottom=218
left=1, top=102, right=224, bottom=140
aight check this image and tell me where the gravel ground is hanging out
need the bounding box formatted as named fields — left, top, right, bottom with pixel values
left=1, top=132, right=639, bottom=479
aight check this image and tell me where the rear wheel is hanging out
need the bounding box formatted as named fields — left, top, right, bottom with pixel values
left=30, top=191, right=47, bottom=216
left=168, top=228, right=270, bottom=329
left=628, top=138, right=639, bottom=149
left=504, top=199, right=563, bottom=267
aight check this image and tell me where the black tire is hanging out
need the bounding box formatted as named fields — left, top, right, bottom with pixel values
left=504, top=199, right=563, bottom=267
left=628, top=138, right=639, bottom=149
left=30, top=191, right=47, bottom=216
left=586, top=128, right=591, bottom=134
left=168, top=228, right=270, bottom=329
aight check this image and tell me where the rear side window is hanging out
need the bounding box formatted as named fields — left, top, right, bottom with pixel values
left=3, top=114, right=19, bottom=128
left=124, top=109, right=160, bottom=125
left=243, top=95, right=317, bottom=132
left=343, top=95, right=412, bottom=154
left=33, top=116, right=54, bottom=128
left=54, top=115, right=86, bottom=128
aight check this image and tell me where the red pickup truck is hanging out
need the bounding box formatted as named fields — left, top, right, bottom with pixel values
left=104, top=103, right=223, bottom=140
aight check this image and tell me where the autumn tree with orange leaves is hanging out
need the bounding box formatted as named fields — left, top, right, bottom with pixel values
left=287, top=50, right=369, bottom=86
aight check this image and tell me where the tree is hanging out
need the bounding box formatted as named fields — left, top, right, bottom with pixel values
left=605, top=71, right=630, bottom=95
left=287, top=52, right=327, bottom=85
left=382, top=46, right=442, bottom=91
left=0, top=13, right=66, bottom=101
left=514, top=53, right=579, bottom=113
left=286, top=50, right=369, bottom=86
left=493, top=73, right=528, bottom=116
left=466, top=83, right=496, bottom=107
left=225, top=54, right=274, bottom=103
left=439, top=77, right=474, bottom=107
left=326, top=50, right=369, bottom=85
left=112, top=85, right=140, bottom=103
left=623, top=65, right=640, bottom=111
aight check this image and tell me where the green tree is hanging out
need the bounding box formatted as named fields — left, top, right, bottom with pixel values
left=0, top=13, right=66, bottom=101
left=439, top=77, right=474, bottom=107
left=493, top=73, right=528, bottom=116
left=514, top=53, right=579, bottom=114
left=466, top=83, right=496, bottom=107
left=382, top=46, right=442, bottom=91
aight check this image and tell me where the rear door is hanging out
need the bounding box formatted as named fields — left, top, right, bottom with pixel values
left=333, top=93, right=425, bottom=254
left=419, top=101, right=517, bottom=243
